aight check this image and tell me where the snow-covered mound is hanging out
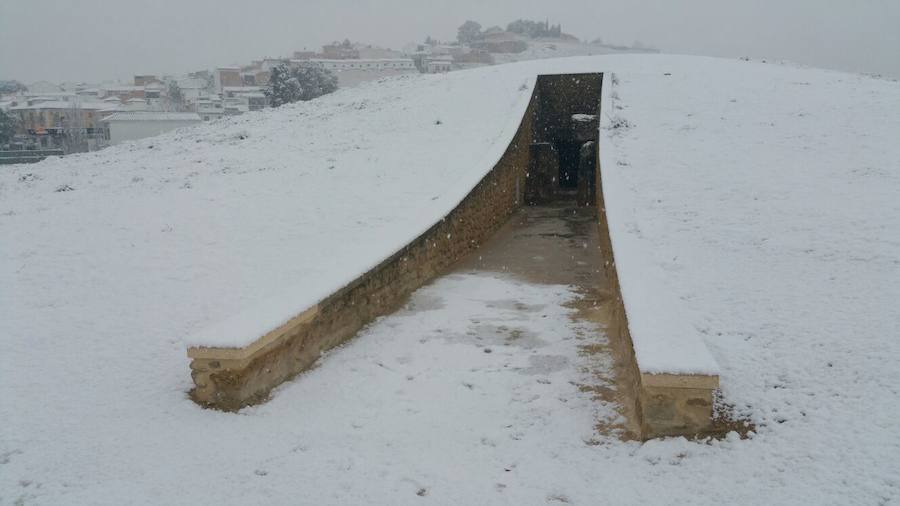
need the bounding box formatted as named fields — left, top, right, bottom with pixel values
left=1, top=67, right=536, bottom=350
left=2, top=54, right=899, bottom=504
left=493, top=38, right=654, bottom=66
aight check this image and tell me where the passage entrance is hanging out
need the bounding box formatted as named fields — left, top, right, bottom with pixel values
left=525, top=73, right=603, bottom=206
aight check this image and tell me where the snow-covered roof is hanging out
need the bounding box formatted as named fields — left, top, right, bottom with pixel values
left=101, top=85, right=143, bottom=92
left=10, top=100, right=109, bottom=111
left=223, top=86, right=263, bottom=92
left=306, top=58, right=414, bottom=64
left=176, top=78, right=207, bottom=89
left=22, top=91, right=75, bottom=98
left=102, top=111, right=202, bottom=122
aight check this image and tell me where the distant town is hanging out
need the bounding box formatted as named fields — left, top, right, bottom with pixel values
left=0, top=19, right=655, bottom=163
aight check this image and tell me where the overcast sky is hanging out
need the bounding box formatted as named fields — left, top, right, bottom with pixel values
left=1, top=0, right=898, bottom=83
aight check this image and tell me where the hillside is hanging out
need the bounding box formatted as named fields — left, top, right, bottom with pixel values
left=492, top=38, right=655, bottom=65
left=2, top=54, right=899, bottom=504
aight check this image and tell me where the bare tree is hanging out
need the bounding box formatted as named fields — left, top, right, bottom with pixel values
left=62, top=101, right=88, bottom=154
left=167, top=81, right=185, bottom=112
left=0, top=109, right=17, bottom=147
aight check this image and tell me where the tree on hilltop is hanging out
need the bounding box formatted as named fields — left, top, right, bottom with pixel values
left=167, top=82, right=185, bottom=111
left=264, top=63, right=338, bottom=107
left=457, top=20, right=483, bottom=44
left=506, top=19, right=562, bottom=38
left=0, top=80, right=26, bottom=94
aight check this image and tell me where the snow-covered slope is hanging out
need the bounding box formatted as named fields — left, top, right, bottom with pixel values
left=2, top=55, right=899, bottom=504
left=492, top=38, right=654, bottom=66
left=598, top=58, right=900, bottom=498
left=1, top=67, right=538, bottom=350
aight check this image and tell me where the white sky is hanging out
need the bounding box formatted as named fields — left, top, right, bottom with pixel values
left=1, top=0, right=898, bottom=83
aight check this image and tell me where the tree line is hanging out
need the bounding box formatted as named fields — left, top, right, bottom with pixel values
left=264, top=63, right=338, bottom=107
left=457, top=19, right=564, bottom=44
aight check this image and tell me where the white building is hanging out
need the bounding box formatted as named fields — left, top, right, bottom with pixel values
left=213, top=67, right=242, bottom=93
left=424, top=57, right=453, bottom=73
left=21, top=92, right=78, bottom=104
left=99, top=85, right=144, bottom=100
left=302, top=58, right=416, bottom=71
left=295, top=58, right=418, bottom=88
left=357, top=47, right=405, bottom=59
left=175, top=78, right=209, bottom=105
left=195, top=94, right=225, bottom=121
left=124, top=97, right=149, bottom=111
left=222, top=86, right=262, bottom=97
left=103, top=112, right=202, bottom=145
left=222, top=87, right=268, bottom=112
left=223, top=97, right=248, bottom=115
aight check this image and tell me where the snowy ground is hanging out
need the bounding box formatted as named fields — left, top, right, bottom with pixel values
left=2, top=271, right=621, bottom=504
left=492, top=39, right=654, bottom=66
left=2, top=54, right=900, bottom=504
left=598, top=58, right=900, bottom=503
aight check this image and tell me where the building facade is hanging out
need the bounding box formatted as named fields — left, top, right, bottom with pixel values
left=103, top=112, right=202, bottom=145
left=10, top=98, right=112, bottom=151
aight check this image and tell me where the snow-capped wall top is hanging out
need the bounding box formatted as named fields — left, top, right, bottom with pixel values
left=598, top=72, right=720, bottom=376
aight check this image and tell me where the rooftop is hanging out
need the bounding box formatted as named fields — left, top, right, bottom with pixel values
left=102, top=111, right=202, bottom=122
left=10, top=100, right=110, bottom=111
left=303, top=58, right=415, bottom=64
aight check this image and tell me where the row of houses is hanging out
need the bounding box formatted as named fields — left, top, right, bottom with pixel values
left=3, top=95, right=204, bottom=151
left=305, top=40, right=477, bottom=75
left=1, top=41, right=460, bottom=155
left=1, top=70, right=275, bottom=151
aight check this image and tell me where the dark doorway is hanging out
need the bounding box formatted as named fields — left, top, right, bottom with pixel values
left=525, top=73, right=602, bottom=206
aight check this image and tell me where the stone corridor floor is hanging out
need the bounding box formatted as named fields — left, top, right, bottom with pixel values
left=453, top=202, right=636, bottom=438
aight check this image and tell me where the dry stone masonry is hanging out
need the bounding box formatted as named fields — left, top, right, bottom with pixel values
left=188, top=72, right=720, bottom=439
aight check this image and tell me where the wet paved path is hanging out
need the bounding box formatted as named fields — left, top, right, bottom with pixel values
left=453, top=203, right=635, bottom=438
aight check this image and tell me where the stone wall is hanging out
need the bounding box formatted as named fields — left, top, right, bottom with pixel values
left=188, top=89, right=538, bottom=411
left=594, top=160, right=645, bottom=435
left=190, top=71, right=719, bottom=440
left=595, top=127, right=718, bottom=440
left=524, top=73, right=602, bottom=205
